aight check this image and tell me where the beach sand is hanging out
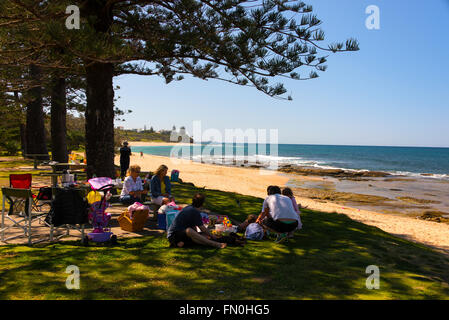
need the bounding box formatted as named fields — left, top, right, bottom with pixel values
left=119, top=142, right=449, bottom=255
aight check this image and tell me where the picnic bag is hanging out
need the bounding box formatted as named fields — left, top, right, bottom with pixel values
left=118, top=209, right=149, bottom=232
left=45, top=188, right=89, bottom=227
left=36, top=187, right=52, bottom=201
left=166, top=210, right=180, bottom=230
left=244, top=223, right=264, bottom=240
left=170, top=170, right=179, bottom=182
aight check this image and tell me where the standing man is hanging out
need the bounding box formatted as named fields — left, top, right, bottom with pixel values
left=120, top=141, right=132, bottom=180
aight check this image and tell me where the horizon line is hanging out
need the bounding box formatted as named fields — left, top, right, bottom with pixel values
left=135, top=141, right=449, bottom=149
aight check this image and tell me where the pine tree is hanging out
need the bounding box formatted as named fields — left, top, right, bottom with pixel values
left=1, top=0, right=359, bottom=177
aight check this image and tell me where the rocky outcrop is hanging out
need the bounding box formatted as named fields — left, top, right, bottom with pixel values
left=278, top=165, right=390, bottom=178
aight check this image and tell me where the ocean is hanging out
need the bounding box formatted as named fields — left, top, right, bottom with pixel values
left=132, top=144, right=449, bottom=180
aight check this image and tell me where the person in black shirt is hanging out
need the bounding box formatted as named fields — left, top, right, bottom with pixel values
left=120, top=141, right=132, bottom=179
left=167, top=193, right=227, bottom=249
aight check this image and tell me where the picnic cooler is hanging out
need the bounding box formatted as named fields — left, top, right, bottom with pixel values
left=166, top=210, right=180, bottom=230
left=157, top=213, right=167, bottom=230
left=118, top=209, right=149, bottom=232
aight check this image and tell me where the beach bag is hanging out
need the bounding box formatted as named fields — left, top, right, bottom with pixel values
left=200, top=212, right=210, bottom=225
left=244, top=223, right=264, bottom=240
left=166, top=210, right=180, bottom=230
left=170, top=170, right=179, bottom=182
left=36, top=187, right=52, bottom=201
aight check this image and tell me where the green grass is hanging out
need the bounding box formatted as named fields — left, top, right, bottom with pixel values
left=1, top=182, right=449, bottom=299
left=0, top=159, right=32, bottom=169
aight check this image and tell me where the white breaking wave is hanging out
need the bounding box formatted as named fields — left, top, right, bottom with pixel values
left=389, top=171, right=449, bottom=180
left=172, top=150, right=449, bottom=180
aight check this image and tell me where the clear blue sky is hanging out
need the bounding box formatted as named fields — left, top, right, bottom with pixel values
left=114, top=0, right=449, bottom=147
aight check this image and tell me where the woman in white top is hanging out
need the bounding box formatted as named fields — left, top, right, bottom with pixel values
left=256, top=186, right=300, bottom=239
left=120, top=165, right=146, bottom=205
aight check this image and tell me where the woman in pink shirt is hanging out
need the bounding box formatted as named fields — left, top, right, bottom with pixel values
left=282, top=187, right=300, bottom=213
left=282, top=187, right=303, bottom=237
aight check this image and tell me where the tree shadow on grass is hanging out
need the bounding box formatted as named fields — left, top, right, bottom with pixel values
left=1, top=182, right=449, bottom=299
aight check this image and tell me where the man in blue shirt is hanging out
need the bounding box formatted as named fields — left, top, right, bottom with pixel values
left=167, top=193, right=227, bottom=249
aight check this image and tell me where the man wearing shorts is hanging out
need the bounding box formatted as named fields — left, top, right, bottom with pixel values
left=167, top=193, right=226, bottom=249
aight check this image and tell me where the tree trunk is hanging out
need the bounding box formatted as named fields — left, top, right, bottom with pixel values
left=85, top=62, right=115, bottom=178
left=25, top=64, right=49, bottom=160
left=50, top=77, right=68, bottom=163
left=84, top=0, right=115, bottom=178
left=14, top=91, right=26, bottom=155
left=20, top=123, right=26, bottom=155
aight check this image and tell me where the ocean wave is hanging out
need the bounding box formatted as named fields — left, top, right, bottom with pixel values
left=389, top=171, right=449, bottom=180
left=171, top=151, right=449, bottom=180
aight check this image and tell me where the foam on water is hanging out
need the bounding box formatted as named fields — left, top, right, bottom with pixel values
left=133, top=143, right=449, bottom=180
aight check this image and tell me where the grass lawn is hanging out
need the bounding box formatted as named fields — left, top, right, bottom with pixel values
left=1, top=181, right=449, bottom=299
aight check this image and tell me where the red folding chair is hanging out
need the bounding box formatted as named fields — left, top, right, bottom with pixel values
left=10, top=174, right=32, bottom=189
left=9, top=174, right=50, bottom=213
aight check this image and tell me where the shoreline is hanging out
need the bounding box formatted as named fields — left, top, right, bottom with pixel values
left=129, top=141, right=449, bottom=181
left=117, top=143, right=449, bottom=255
left=128, top=141, right=193, bottom=147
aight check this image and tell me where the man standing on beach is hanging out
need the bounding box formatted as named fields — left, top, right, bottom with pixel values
left=167, top=193, right=227, bottom=249
left=120, top=141, right=132, bottom=179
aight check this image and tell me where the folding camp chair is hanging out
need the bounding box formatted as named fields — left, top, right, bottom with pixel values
left=9, top=174, right=51, bottom=213
left=8, top=174, right=32, bottom=215
left=42, top=188, right=87, bottom=242
left=1, top=188, right=48, bottom=245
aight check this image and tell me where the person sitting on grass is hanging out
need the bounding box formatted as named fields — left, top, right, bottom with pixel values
left=150, top=164, right=173, bottom=205
left=256, top=185, right=301, bottom=243
left=119, top=165, right=147, bottom=205
left=281, top=187, right=304, bottom=238
left=167, top=193, right=227, bottom=249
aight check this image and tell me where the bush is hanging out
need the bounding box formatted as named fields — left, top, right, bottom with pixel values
left=1, top=141, right=20, bottom=156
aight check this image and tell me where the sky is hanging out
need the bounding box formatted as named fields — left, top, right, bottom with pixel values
left=114, top=0, right=449, bottom=147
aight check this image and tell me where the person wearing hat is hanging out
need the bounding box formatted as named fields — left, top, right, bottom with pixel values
left=120, top=141, right=132, bottom=179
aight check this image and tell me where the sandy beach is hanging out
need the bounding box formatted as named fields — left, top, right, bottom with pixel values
left=118, top=142, right=449, bottom=255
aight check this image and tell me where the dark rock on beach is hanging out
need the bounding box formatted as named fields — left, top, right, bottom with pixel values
left=418, top=211, right=449, bottom=223
left=278, top=165, right=390, bottom=178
